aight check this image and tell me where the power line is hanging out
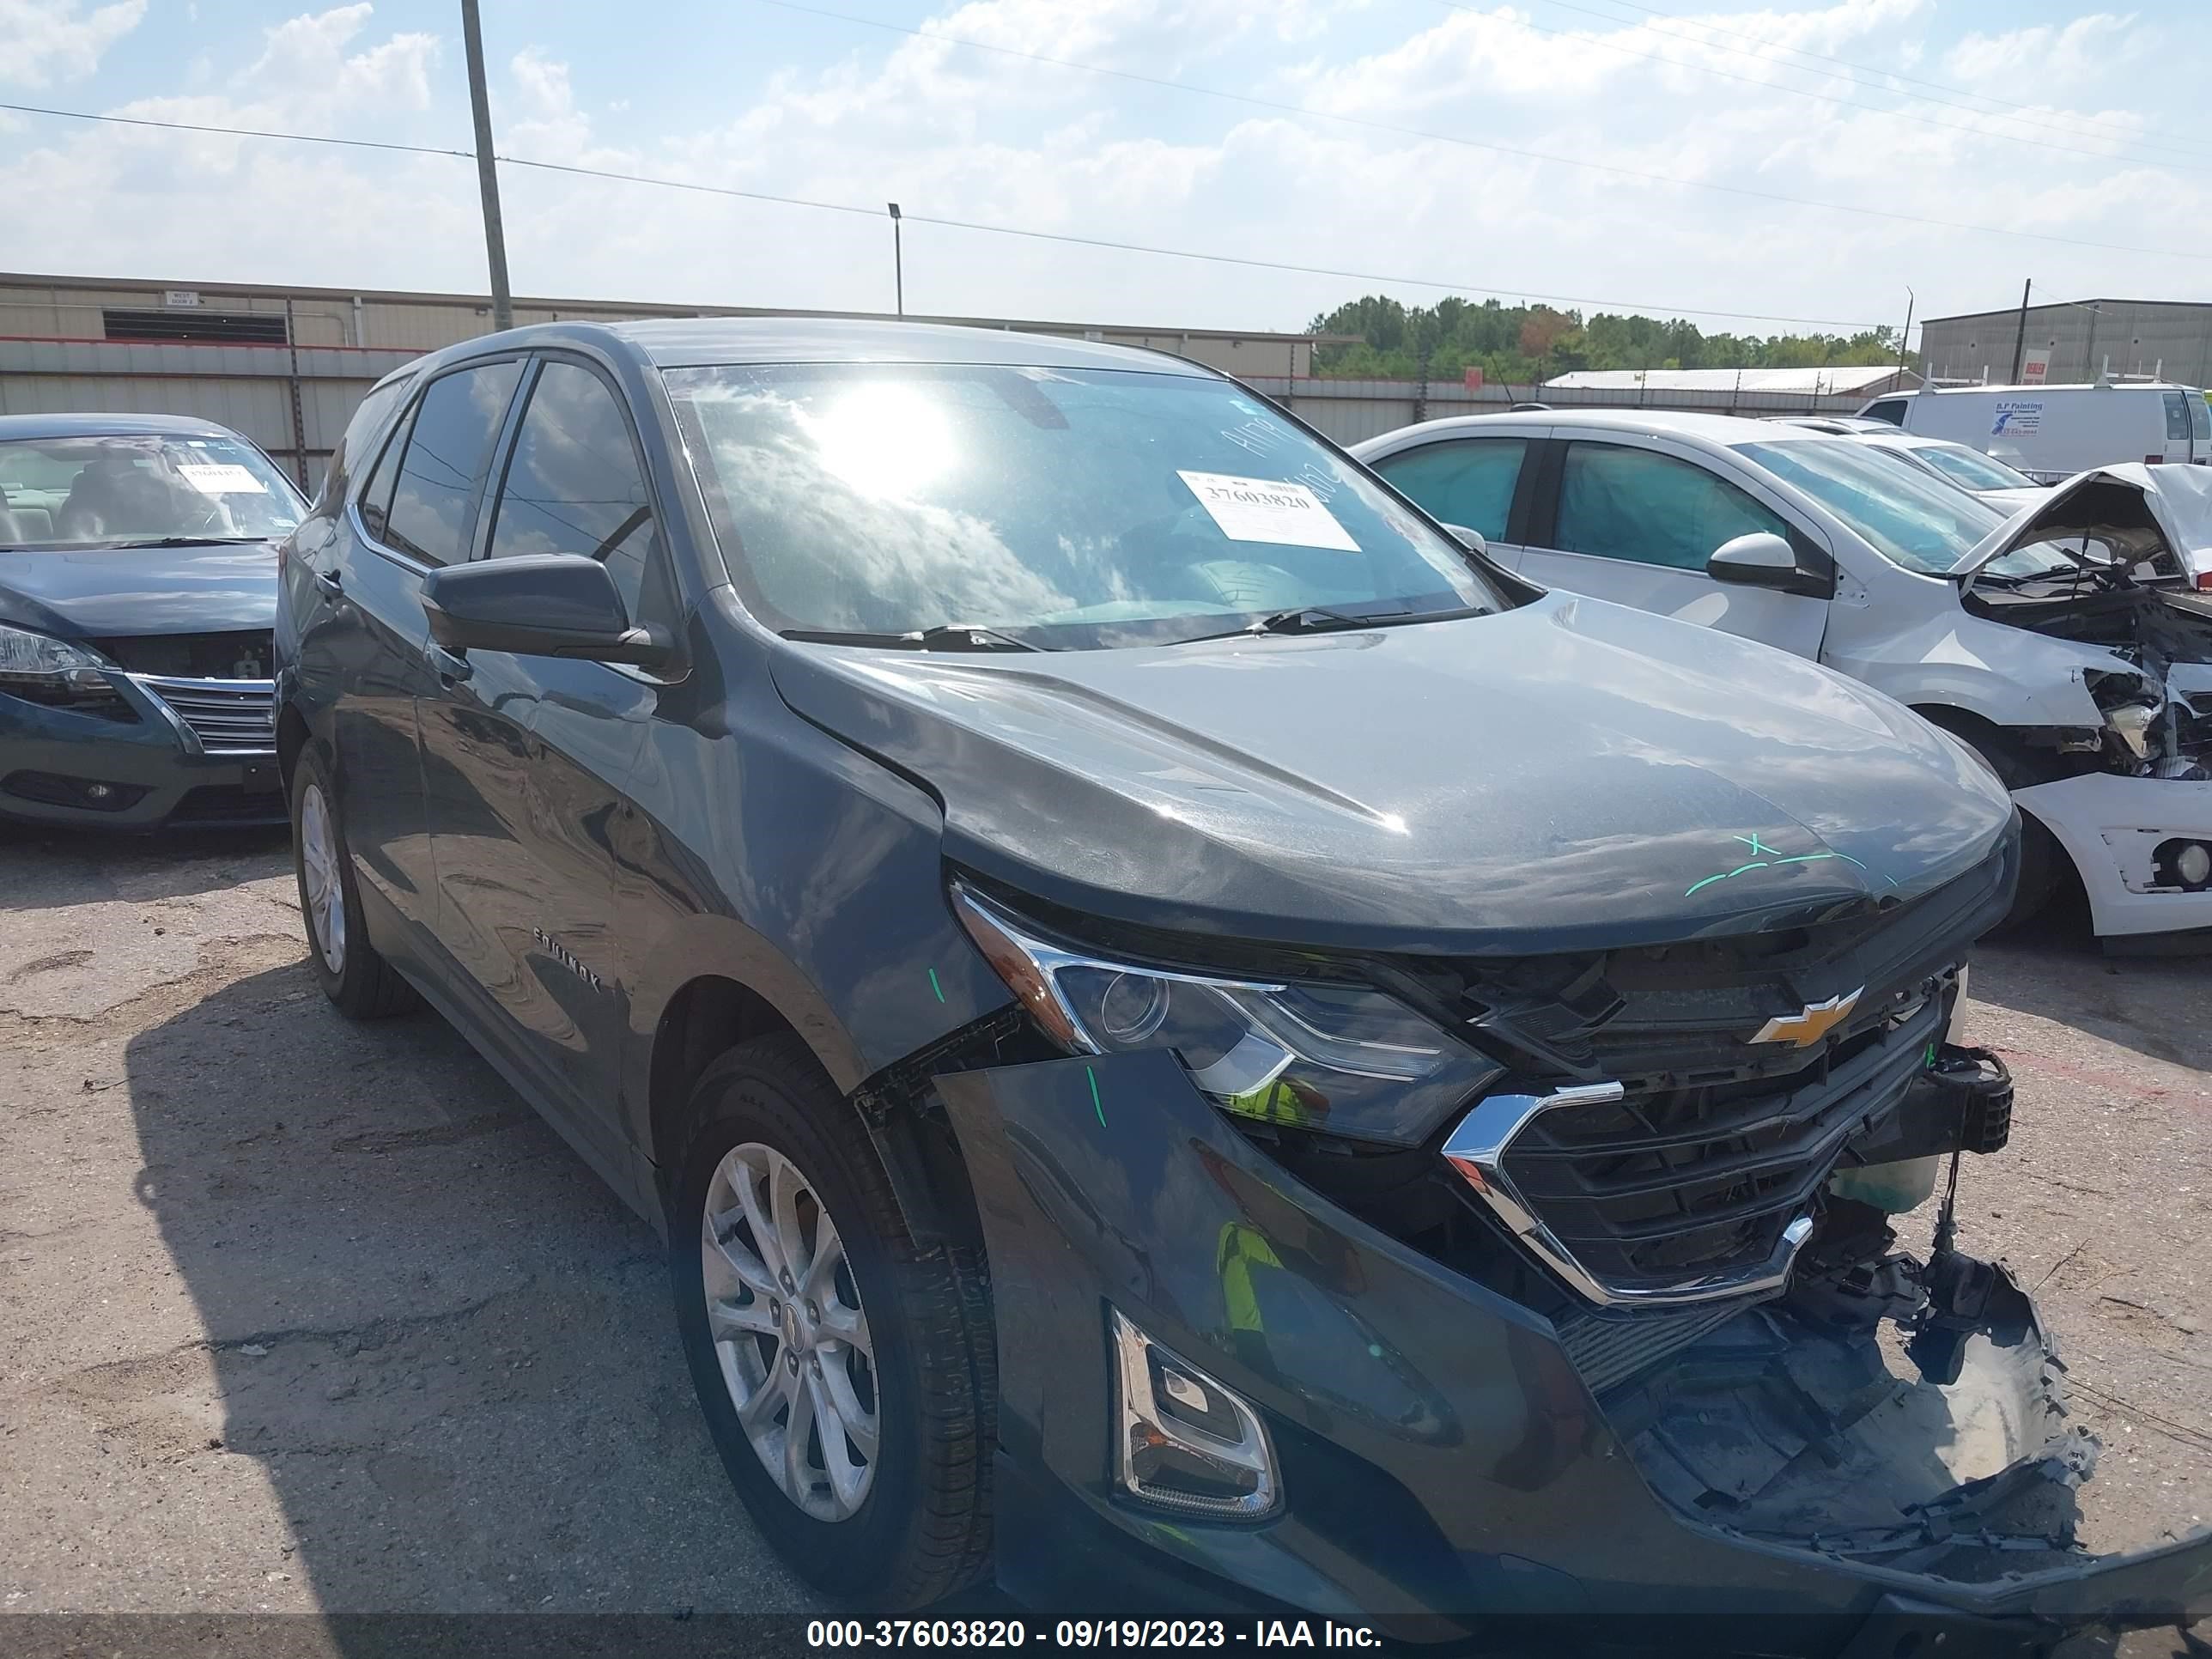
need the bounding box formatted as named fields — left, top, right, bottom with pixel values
left=1429, top=0, right=2209, bottom=170
left=1556, top=0, right=2212, bottom=161
left=0, top=98, right=471, bottom=158
left=744, top=0, right=2212, bottom=262
left=496, top=155, right=1883, bottom=326
left=0, top=98, right=1887, bottom=325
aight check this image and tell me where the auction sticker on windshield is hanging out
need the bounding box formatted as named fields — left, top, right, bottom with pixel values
left=1179, top=470, right=1358, bottom=550
left=176, top=463, right=267, bottom=494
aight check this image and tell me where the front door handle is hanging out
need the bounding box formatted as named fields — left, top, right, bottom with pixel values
left=427, top=642, right=474, bottom=685
left=312, top=567, right=343, bottom=596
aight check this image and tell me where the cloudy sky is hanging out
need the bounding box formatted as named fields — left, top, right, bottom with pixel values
left=0, top=0, right=2203, bottom=339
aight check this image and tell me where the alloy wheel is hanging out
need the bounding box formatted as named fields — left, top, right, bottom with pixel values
left=700, top=1141, right=879, bottom=1521
left=299, top=781, right=345, bottom=974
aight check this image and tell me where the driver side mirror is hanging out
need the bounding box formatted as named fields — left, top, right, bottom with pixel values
left=1706, top=532, right=1829, bottom=599
left=421, top=554, right=668, bottom=668
left=1443, top=523, right=1488, bottom=557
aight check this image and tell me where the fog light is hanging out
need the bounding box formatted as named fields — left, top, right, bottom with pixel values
left=84, top=781, right=113, bottom=801
left=2154, top=838, right=2212, bottom=890
left=1109, top=1309, right=1279, bottom=1518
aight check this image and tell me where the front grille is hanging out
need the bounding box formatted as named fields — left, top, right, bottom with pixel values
left=1436, top=835, right=2016, bottom=1306
left=1501, top=992, right=1948, bottom=1296
left=99, top=632, right=273, bottom=679
left=137, top=675, right=276, bottom=754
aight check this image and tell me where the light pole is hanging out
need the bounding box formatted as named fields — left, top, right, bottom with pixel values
left=1896, top=286, right=1914, bottom=385
left=460, top=0, right=513, bottom=332
left=887, top=202, right=903, bottom=317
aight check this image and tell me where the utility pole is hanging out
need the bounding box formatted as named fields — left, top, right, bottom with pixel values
left=1896, top=286, right=1914, bottom=385
left=2008, top=277, right=2033, bottom=383
left=887, top=203, right=903, bottom=316
left=461, top=0, right=513, bottom=332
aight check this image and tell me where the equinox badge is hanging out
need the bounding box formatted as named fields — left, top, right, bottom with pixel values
left=1751, top=987, right=1862, bottom=1048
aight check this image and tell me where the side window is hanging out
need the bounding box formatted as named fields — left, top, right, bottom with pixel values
left=484, top=361, right=664, bottom=625
left=1370, top=439, right=1526, bottom=541
left=1554, top=445, right=1790, bottom=572
left=2165, top=392, right=2192, bottom=443
left=2192, top=394, right=2210, bottom=446
left=319, top=376, right=412, bottom=514
left=1863, top=399, right=1905, bottom=426
left=382, top=359, right=524, bottom=566
left=356, top=398, right=410, bottom=542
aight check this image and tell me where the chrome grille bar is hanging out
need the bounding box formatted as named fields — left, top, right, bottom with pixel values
left=133, top=675, right=277, bottom=755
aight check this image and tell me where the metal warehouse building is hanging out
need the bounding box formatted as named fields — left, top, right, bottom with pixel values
left=1918, top=296, right=2212, bottom=387
left=0, top=270, right=1335, bottom=489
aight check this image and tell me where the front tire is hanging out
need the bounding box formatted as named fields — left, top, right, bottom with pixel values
left=289, top=746, right=418, bottom=1018
left=671, top=1035, right=994, bottom=1610
left=1957, top=734, right=2063, bottom=931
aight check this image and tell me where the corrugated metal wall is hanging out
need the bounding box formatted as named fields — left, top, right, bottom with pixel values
left=0, top=274, right=1319, bottom=373
left=0, top=339, right=419, bottom=490
left=1919, top=301, right=2212, bottom=388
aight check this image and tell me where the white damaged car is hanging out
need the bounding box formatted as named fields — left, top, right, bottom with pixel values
left=1354, top=410, right=2212, bottom=947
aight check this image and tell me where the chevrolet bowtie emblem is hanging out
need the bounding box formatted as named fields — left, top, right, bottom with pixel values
left=1751, top=987, right=1863, bottom=1047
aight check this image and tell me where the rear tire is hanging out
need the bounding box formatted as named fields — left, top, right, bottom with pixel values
left=670, top=1035, right=995, bottom=1610
left=289, top=746, right=418, bottom=1018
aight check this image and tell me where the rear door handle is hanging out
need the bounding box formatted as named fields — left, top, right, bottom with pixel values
left=427, top=643, right=474, bottom=685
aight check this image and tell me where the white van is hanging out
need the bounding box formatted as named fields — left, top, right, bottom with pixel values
left=1858, top=380, right=2211, bottom=483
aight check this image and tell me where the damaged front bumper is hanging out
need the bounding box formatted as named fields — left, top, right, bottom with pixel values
left=2012, top=771, right=2212, bottom=941
left=934, top=1048, right=2212, bottom=1650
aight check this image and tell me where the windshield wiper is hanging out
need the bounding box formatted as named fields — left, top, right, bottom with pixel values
left=1165, top=604, right=1482, bottom=647
left=106, top=536, right=269, bottom=548
left=779, top=623, right=1042, bottom=653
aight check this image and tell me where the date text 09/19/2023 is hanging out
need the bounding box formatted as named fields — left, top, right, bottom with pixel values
left=805, top=1620, right=1383, bottom=1649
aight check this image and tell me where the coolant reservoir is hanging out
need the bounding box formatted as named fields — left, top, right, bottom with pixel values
left=1828, top=1155, right=1943, bottom=1213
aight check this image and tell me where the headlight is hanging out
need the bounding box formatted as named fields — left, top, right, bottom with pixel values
left=0, top=624, right=115, bottom=705
left=951, top=883, right=1499, bottom=1146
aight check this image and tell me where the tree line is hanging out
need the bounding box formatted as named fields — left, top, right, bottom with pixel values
left=1309, top=295, right=1900, bottom=385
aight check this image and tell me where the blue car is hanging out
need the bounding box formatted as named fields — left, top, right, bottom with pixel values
left=0, top=413, right=306, bottom=830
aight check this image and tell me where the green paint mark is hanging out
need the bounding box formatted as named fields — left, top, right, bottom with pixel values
left=1688, top=843, right=1873, bottom=898
left=1085, top=1065, right=1106, bottom=1129
left=1686, top=860, right=1768, bottom=897
left=927, top=968, right=944, bottom=1004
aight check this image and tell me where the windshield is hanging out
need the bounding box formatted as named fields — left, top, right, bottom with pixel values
left=665, top=364, right=1499, bottom=648
left=1736, top=438, right=2006, bottom=575
left=1912, top=442, right=2039, bottom=493
left=0, top=433, right=306, bottom=548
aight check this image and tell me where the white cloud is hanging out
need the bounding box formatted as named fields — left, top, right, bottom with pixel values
left=0, top=0, right=2204, bottom=342
left=1943, top=12, right=2142, bottom=88
left=0, top=0, right=145, bottom=88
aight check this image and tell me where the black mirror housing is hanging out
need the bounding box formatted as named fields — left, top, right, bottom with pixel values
left=421, top=554, right=666, bottom=667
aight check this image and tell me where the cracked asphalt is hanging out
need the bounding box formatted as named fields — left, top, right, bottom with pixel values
left=1, top=825, right=2208, bottom=1648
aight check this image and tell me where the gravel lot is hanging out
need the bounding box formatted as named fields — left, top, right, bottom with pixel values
left=1, top=824, right=2207, bottom=1648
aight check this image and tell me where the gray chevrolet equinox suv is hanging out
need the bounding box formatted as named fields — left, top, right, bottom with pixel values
left=272, top=319, right=2209, bottom=1648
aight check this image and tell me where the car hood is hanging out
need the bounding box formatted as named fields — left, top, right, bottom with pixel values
left=0, top=541, right=277, bottom=640
left=1952, top=464, right=2212, bottom=579
left=768, top=592, right=2016, bottom=956
left=1974, top=484, right=2050, bottom=515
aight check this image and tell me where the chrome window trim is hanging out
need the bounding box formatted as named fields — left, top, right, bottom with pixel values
left=1442, top=1080, right=1815, bottom=1309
